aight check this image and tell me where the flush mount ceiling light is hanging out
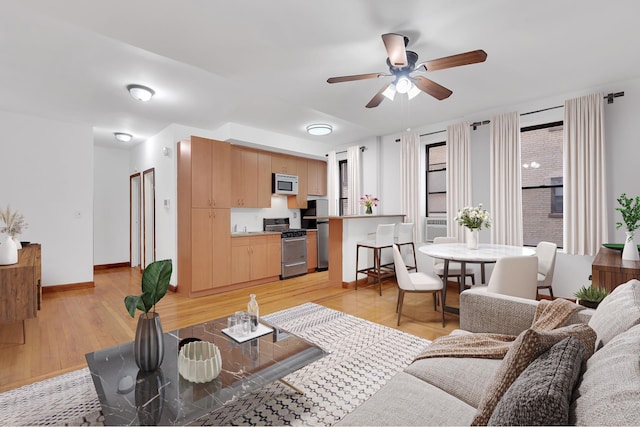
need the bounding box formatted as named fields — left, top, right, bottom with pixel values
left=126, top=84, right=155, bottom=102
left=306, top=124, right=333, bottom=136
left=114, top=132, right=133, bottom=142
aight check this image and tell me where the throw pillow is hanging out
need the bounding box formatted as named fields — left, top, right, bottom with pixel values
left=488, top=337, right=585, bottom=426
left=471, top=323, right=596, bottom=426
left=588, top=279, right=640, bottom=350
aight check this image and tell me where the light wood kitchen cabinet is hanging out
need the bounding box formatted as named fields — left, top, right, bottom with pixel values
left=307, top=159, right=327, bottom=196
left=306, top=230, right=317, bottom=272
left=231, top=146, right=258, bottom=207
left=190, top=208, right=231, bottom=293
left=231, top=235, right=279, bottom=284
left=189, top=136, right=231, bottom=209
left=258, top=151, right=272, bottom=207
left=287, top=157, right=308, bottom=209
left=271, top=154, right=298, bottom=175
left=267, top=235, right=281, bottom=277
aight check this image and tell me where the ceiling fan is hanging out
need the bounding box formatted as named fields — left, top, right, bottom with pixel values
left=327, top=33, right=487, bottom=108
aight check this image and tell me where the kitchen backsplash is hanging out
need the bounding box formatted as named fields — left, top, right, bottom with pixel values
left=230, top=195, right=301, bottom=232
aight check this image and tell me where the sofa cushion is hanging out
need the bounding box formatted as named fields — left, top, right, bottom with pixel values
left=571, top=323, right=640, bottom=426
left=588, top=279, right=640, bottom=350
left=488, top=337, right=585, bottom=426
left=336, top=371, right=476, bottom=426
left=405, top=357, right=500, bottom=408
left=471, top=323, right=596, bottom=426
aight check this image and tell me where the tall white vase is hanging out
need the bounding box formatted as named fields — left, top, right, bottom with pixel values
left=467, top=228, right=479, bottom=250
left=622, top=231, right=640, bottom=261
left=0, top=233, right=18, bottom=265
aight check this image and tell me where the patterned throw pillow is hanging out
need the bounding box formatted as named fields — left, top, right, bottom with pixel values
left=487, top=337, right=585, bottom=426
left=471, top=324, right=596, bottom=426
left=588, top=279, right=640, bottom=350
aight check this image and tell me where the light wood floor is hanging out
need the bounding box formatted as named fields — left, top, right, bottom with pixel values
left=0, top=267, right=460, bottom=393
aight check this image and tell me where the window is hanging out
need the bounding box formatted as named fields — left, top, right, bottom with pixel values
left=338, top=159, right=348, bottom=215
left=426, top=142, right=447, bottom=216
left=521, top=121, right=563, bottom=248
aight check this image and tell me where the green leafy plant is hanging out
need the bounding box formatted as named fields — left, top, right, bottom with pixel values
left=125, top=259, right=172, bottom=318
left=615, top=193, right=640, bottom=233
left=574, top=285, right=609, bottom=303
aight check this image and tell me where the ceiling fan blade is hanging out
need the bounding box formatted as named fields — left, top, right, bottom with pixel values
left=327, top=73, right=386, bottom=83
left=365, top=83, right=392, bottom=108
left=381, top=33, right=408, bottom=67
left=417, top=49, right=488, bottom=72
left=412, top=76, right=453, bottom=100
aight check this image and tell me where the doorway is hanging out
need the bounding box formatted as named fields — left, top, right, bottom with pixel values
left=130, top=173, right=142, bottom=269
left=142, top=168, right=156, bottom=269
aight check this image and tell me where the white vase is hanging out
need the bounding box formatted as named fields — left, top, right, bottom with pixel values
left=13, top=237, right=21, bottom=249
left=466, top=228, right=479, bottom=250
left=622, top=231, right=640, bottom=261
left=0, top=234, right=18, bottom=265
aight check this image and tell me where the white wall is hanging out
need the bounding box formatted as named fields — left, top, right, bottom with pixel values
left=0, top=109, right=93, bottom=286
left=366, top=76, right=640, bottom=298
left=94, top=146, right=130, bottom=265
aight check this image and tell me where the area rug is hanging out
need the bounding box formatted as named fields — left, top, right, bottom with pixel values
left=0, top=303, right=430, bottom=426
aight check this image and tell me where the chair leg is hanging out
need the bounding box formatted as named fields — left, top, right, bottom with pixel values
left=355, top=245, right=360, bottom=291
left=548, top=286, right=555, bottom=300
left=439, top=290, right=445, bottom=327
left=375, top=248, right=382, bottom=296
left=397, top=290, right=405, bottom=326
left=396, top=288, right=401, bottom=313
left=432, top=292, right=437, bottom=311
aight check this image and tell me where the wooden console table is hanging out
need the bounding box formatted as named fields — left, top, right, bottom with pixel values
left=0, top=244, right=41, bottom=343
left=592, top=247, right=640, bottom=292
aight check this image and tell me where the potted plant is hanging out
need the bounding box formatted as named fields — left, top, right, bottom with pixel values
left=454, top=204, right=491, bottom=249
left=574, top=284, right=609, bottom=309
left=125, top=259, right=172, bottom=371
left=615, top=193, right=640, bottom=261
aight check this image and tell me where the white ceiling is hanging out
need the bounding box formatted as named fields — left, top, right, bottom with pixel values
left=2, top=1, right=640, bottom=149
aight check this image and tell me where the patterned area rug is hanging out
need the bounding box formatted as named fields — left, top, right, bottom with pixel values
left=0, top=303, right=430, bottom=426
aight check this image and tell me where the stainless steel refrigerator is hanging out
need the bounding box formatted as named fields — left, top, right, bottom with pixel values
left=301, top=199, right=328, bottom=271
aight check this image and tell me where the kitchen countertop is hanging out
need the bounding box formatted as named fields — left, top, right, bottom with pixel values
left=306, top=214, right=405, bottom=220
left=231, top=231, right=281, bottom=237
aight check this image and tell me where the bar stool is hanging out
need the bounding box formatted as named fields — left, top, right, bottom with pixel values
left=395, top=222, right=416, bottom=271
left=355, top=224, right=396, bottom=295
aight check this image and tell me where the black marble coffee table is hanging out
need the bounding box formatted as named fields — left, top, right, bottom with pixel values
left=85, top=317, right=327, bottom=425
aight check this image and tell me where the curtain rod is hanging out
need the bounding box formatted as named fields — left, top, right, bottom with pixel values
left=325, top=146, right=367, bottom=156
left=394, top=91, right=624, bottom=141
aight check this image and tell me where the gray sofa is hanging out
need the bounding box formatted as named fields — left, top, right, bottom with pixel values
left=339, top=279, right=640, bottom=426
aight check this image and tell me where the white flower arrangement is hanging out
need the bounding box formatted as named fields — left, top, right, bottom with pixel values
left=0, top=205, right=28, bottom=237
left=454, top=204, right=491, bottom=230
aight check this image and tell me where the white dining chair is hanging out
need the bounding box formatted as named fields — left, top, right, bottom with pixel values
left=392, top=244, right=444, bottom=327
left=355, top=224, right=396, bottom=295
left=535, top=241, right=558, bottom=300
left=432, top=237, right=476, bottom=287
left=395, top=222, right=416, bottom=271
left=486, top=255, right=539, bottom=300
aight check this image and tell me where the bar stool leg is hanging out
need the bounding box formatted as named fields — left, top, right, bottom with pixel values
left=355, top=245, right=360, bottom=291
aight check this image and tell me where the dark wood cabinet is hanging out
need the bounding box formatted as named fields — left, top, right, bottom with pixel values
left=591, top=247, right=640, bottom=292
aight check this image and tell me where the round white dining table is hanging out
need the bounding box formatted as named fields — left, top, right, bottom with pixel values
left=418, top=243, right=536, bottom=314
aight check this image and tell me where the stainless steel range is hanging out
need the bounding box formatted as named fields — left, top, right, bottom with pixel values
left=263, top=218, right=307, bottom=279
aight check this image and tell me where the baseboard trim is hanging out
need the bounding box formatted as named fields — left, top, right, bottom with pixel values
left=168, top=285, right=178, bottom=293
left=42, top=282, right=95, bottom=293
left=94, top=262, right=130, bottom=271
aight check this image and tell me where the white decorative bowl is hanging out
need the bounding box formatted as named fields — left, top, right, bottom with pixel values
left=178, top=340, right=222, bottom=383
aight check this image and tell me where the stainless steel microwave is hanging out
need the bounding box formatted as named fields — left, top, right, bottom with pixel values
left=272, top=173, right=298, bottom=195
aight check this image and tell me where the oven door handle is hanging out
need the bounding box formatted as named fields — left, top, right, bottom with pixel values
left=283, top=237, right=306, bottom=243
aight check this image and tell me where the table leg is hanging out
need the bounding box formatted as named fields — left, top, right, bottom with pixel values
left=481, top=263, right=486, bottom=284
left=442, top=260, right=459, bottom=315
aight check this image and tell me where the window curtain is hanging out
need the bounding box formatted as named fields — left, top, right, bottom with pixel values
left=400, top=131, right=422, bottom=243
left=446, top=122, right=472, bottom=241
left=347, top=146, right=361, bottom=215
left=490, top=111, right=523, bottom=245
left=563, top=92, right=608, bottom=255
left=327, top=150, right=339, bottom=216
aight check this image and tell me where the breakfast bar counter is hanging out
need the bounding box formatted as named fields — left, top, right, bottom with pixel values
left=316, top=215, right=405, bottom=287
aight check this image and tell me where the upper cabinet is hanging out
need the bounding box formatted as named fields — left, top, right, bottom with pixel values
left=188, top=136, right=231, bottom=208
left=307, top=159, right=327, bottom=196
left=230, top=146, right=271, bottom=208
left=271, top=154, right=298, bottom=175
left=288, top=157, right=308, bottom=209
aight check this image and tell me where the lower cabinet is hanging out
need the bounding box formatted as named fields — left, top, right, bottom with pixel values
left=231, top=235, right=281, bottom=284
left=307, top=231, right=317, bottom=272
left=191, top=208, right=231, bottom=292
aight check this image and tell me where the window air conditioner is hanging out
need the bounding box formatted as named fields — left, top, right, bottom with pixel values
left=425, top=217, right=448, bottom=242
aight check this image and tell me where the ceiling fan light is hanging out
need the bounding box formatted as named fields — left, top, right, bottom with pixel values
left=114, top=132, right=133, bottom=142
left=127, top=84, right=155, bottom=102
left=382, top=84, right=397, bottom=101
left=395, top=76, right=412, bottom=94
left=306, top=124, right=333, bottom=136
left=407, top=84, right=421, bottom=100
